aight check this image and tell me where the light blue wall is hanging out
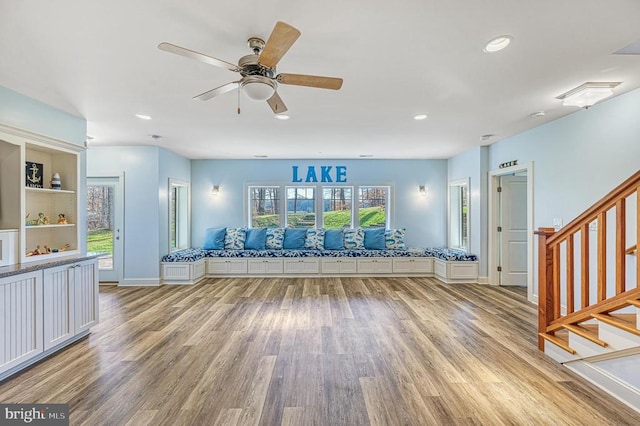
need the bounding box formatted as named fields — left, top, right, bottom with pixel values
left=0, top=85, right=88, bottom=253
left=87, top=146, right=161, bottom=281
left=159, top=148, right=191, bottom=258
left=448, top=146, right=490, bottom=276
left=191, top=159, right=448, bottom=248
left=0, top=86, right=86, bottom=146
left=87, top=145, right=191, bottom=283
left=487, top=87, right=640, bottom=298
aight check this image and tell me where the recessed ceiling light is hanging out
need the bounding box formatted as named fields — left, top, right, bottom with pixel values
left=484, top=35, right=513, bottom=53
left=253, top=155, right=268, bottom=158
left=135, top=114, right=152, bottom=120
left=531, top=111, right=546, bottom=118
left=359, top=154, right=373, bottom=158
left=414, top=114, right=428, bottom=120
left=274, top=114, right=290, bottom=120
left=149, top=134, right=162, bottom=139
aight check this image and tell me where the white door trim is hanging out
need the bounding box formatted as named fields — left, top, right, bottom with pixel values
left=87, top=173, right=124, bottom=284
left=488, top=162, right=535, bottom=303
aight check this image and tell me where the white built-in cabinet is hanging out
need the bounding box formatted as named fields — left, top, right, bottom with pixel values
left=207, top=259, right=248, bottom=275
left=392, top=258, right=434, bottom=274
left=0, top=257, right=98, bottom=380
left=43, top=259, right=99, bottom=350
left=0, top=271, right=44, bottom=376
left=247, top=259, right=284, bottom=274
left=357, top=258, right=393, bottom=274
left=321, top=258, right=357, bottom=274
left=0, top=124, right=82, bottom=264
left=283, top=259, right=320, bottom=274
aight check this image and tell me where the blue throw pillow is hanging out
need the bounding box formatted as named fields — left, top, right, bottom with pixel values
left=283, top=228, right=307, bottom=249
left=245, top=228, right=267, bottom=250
left=203, top=227, right=226, bottom=250
left=324, top=229, right=345, bottom=250
left=363, top=227, right=386, bottom=250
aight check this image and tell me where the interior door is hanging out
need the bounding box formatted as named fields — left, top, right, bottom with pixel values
left=86, top=177, right=123, bottom=283
left=499, top=175, right=528, bottom=286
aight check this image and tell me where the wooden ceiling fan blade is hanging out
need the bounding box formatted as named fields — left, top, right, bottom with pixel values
left=158, top=42, right=240, bottom=72
left=267, top=92, right=288, bottom=114
left=193, top=82, right=240, bottom=101
left=276, top=74, right=343, bottom=90
left=258, top=22, right=301, bottom=69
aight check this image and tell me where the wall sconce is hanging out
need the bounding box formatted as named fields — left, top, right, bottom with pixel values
left=211, top=185, right=220, bottom=195
left=419, top=185, right=427, bottom=196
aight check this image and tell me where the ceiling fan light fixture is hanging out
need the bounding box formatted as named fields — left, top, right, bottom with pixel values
left=242, top=76, right=276, bottom=101
left=484, top=35, right=513, bottom=53
left=414, top=114, right=428, bottom=120
left=556, top=82, right=621, bottom=108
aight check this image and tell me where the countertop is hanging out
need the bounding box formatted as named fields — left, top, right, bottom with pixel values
left=0, top=254, right=100, bottom=279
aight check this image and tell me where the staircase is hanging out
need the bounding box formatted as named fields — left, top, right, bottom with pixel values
left=535, top=170, right=640, bottom=412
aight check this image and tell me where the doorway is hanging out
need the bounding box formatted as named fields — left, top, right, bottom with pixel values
left=87, top=176, right=123, bottom=283
left=489, top=163, right=534, bottom=302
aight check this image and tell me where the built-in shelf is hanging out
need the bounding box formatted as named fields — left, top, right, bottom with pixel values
left=25, top=187, right=75, bottom=194
left=25, top=224, right=76, bottom=229
left=24, top=249, right=80, bottom=262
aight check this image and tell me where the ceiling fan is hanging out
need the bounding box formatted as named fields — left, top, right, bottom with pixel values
left=158, top=21, right=343, bottom=114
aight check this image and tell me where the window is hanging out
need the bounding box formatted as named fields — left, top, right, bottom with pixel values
left=323, top=187, right=352, bottom=229
left=358, top=186, right=389, bottom=227
left=448, top=178, right=469, bottom=251
left=246, top=184, right=392, bottom=229
left=286, top=186, right=316, bottom=227
left=249, top=186, right=280, bottom=228
left=169, top=179, right=190, bottom=252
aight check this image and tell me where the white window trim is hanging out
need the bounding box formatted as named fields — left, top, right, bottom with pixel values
left=169, top=178, right=190, bottom=252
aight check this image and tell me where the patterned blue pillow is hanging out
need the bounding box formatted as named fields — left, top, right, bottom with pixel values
left=385, top=228, right=406, bottom=249
left=266, top=228, right=285, bottom=249
left=363, top=227, right=386, bottom=250
left=324, top=229, right=345, bottom=250
left=343, top=228, right=365, bottom=250
left=203, top=227, right=226, bottom=250
left=224, top=227, right=246, bottom=250
left=305, top=228, right=325, bottom=250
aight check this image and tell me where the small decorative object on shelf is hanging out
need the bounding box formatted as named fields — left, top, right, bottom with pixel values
left=36, top=212, right=49, bottom=226
left=59, top=243, right=70, bottom=252
left=25, top=161, right=44, bottom=188
left=57, top=213, right=68, bottom=224
left=26, top=245, right=43, bottom=256
left=50, top=172, right=61, bottom=190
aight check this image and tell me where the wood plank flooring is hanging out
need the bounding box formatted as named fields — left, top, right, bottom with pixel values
left=1, top=277, right=639, bottom=425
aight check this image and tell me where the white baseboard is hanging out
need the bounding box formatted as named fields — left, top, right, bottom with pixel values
left=119, top=277, right=161, bottom=287
left=477, top=276, right=489, bottom=284
left=565, top=360, right=640, bottom=413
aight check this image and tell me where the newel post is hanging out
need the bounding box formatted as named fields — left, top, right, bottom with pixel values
left=535, top=227, right=556, bottom=350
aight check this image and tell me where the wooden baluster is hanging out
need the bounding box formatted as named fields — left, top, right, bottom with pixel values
left=581, top=223, right=590, bottom=309
left=535, top=227, right=556, bottom=351
left=553, top=244, right=561, bottom=319
left=566, top=234, right=574, bottom=314
left=616, top=198, right=626, bottom=294
left=598, top=211, right=607, bottom=302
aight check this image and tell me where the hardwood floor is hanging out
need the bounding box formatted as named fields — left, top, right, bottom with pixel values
left=1, top=277, right=639, bottom=425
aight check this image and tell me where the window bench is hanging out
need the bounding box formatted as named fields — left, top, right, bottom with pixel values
left=160, top=248, right=478, bottom=284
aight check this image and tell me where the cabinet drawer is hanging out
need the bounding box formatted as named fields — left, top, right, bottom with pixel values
left=283, top=259, right=319, bottom=274
left=321, top=258, right=357, bottom=274
left=357, top=258, right=393, bottom=274
left=392, top=258, right=433, bottom=274
left=247, top=259, right=284, bottom=274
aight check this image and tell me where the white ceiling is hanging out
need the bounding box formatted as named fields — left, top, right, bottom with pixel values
left=1, top=0, right=640, bottom=159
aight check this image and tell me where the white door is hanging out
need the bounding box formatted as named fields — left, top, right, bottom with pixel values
left=86, top=177, right=123, bottom=283
left=499, top=175, right=528, bottom=286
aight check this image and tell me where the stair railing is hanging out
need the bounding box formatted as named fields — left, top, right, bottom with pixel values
left=536, top=170, right=640, bottom=350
